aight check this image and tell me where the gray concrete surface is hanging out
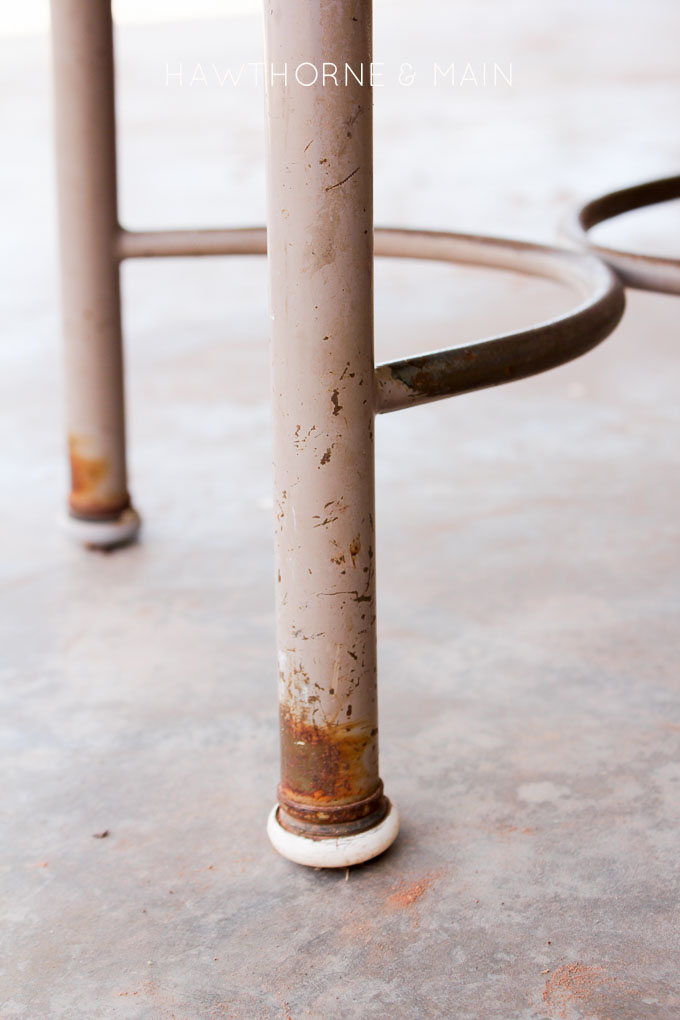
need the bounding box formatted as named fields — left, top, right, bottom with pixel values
left=1, top=2, right=679, bottom=1018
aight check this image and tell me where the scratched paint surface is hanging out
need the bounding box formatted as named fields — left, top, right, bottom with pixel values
left=266, top=0, right=383, bottom=823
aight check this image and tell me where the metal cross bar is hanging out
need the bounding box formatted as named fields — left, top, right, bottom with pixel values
left=116, top=224, right=624, bottom=414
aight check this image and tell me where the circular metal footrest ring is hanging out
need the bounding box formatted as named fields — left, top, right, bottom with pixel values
left=567, top=174, right=680, bottom=295
left=372, top=229, right=625, bottom=413
left=118, top=225, right=626, bottom=415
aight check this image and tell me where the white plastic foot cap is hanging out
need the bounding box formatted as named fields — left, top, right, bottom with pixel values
left=62, top=507, right=141, bottom=549
left=267, top=801, right=400, bottom=868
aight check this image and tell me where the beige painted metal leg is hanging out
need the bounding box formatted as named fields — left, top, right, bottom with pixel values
left=265, top=0, right=399, bottom=867
left=51, top=0, right=139, bottom=548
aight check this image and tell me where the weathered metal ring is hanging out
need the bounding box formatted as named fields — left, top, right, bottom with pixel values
left=277, top=780, right=387, bottom=831
left=277, top=798, right=389, bottom=840
left=373, top=229, right=625, bottom=412
left=117, top=224, right=625, bottom=415
left=566, top=174, right=680, bottom=295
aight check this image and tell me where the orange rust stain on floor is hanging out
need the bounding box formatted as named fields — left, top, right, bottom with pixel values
left=386, top=872, right=438, bottom=909
left=541, top=962, right=632, bottom=1020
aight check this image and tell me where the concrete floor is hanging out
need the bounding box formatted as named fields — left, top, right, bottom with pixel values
left=1, top=2, right=680, bottom=1018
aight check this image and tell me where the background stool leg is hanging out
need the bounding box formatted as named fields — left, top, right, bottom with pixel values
left=265, top=0, right=399, bottom=867
left=50, top=0, right=139, bottom=548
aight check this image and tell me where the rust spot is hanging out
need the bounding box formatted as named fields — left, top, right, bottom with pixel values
left=279, top=708, right=379, bottom=812
left=320, top=447, right=332, bottom=465
left=541, top=963, right=631, bottom=1020
left=331, top=389, right=343, bottom=416
left=68, top=434, right=128, bottom=518
left=387, top=875, right=437, bottom=909
left=69, top=436, right=109, bottom=495
left=349, top=535, right=361, bottom=567
left=294, top=425, right=318, bottom=450
left=313, top=515, right=339, bottom=528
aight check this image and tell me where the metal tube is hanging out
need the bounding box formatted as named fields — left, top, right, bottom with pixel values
left=51, top=0, right=139, bottom=546
left=116, top=226, right=267, bottom=261
left=116, top=225, right=624, bottom=417
left=373, top=233, right=625, bottom=413
left=567, top=174, right=680, bottom=295
left=264, top=0, right=398, bottom=867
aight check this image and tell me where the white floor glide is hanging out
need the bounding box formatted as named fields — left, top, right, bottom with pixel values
left=62, top=507, right=141, bottom=549
left=267, top=802, right=400, bottom=868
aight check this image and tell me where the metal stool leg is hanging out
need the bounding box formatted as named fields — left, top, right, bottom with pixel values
left=50, top=0, right=140, bottom=548
left=265, top=0, right=399, bottom=866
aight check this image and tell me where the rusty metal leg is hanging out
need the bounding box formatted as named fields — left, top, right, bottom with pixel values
left=265, top=0, right=399, bottom=867
left=50, top=0, right=140, bottom=548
